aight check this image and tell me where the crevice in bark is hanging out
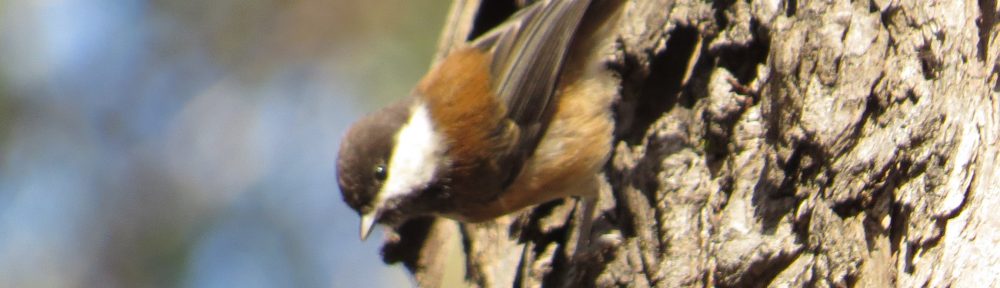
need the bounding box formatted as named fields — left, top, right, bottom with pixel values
left=380, top=216, right=437, bottom=271
left=541, top=243, right=570, bottom=287
left=914, top=174, right=974, bottom=259
left=611, top=49, right=647, bottom=143
left=722, top=249, right=803, bottom=288
left=623, top=25, right=699, bottom=144
left=512, top=261, right=524, bottom=288
left=832, top=197, right=865, bottom=219
left=943, top=174, right=974, bottom=219
left=511, top=203, right=578, bottom=286
left=862, top=209, right=887, bottom=251
left=468, top=0, right=518, bottom=40
left=755, top=143, right=823, bottom=232
left=978, top=0, right=996, bottom=62
left=712, top=0, right=736, bottom=29
left=888, top=201, right=912, bottom=260
left=902, top=242, right=917, bottom=274
left=828, top=75, right=886, bottom=195
left=460, top=225, right=488, bottom=285
left=788, top=143, right=826, bottom=184
left=994, top=66, right=1000, bottom=92
left=608, top=174, right=637, bottom=239
left=701, top=111, right=733, bottom=177
left=785, top=0, right=798, bottom=17
left=861, top=72, right=886, bottom=127
left=879, top=5, right=898, bottom=45
left=792, top=203, right=813, bottom=247
left=702, top=106, right=750, bottom=177
left=871, top=159, right=911, bottom=205
left=754, top=157, right=793, bottom=233
left=844, top=271, right=860, bottom=287
left=615, top=125, right=687, bottom=237
left=715, top=19, right=770, bottom=86
left=702, top=20, right=768, bottom=172
left=566, top=245, right=619, bottom=288
left=512, top=199, right=567, bottom=241
left=718, top=175, right=735, bottom=208
left=918, top=44, right=942, bottom=80
left=632, top=145, right=667, bottom=219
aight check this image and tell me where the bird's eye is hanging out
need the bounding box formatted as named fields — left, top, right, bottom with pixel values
left=374, top=165, right=387, bottom=181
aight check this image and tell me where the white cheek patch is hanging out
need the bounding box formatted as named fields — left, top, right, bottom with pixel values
left=379, top=104, right=443, bottom=203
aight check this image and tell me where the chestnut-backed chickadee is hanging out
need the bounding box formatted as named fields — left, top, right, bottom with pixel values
left=337, top=0, right=624, bottom=240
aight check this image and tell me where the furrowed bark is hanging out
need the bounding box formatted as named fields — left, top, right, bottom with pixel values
left=380, top=0, right=1000, bottom=286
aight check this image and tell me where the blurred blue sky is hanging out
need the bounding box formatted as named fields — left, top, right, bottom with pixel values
left=0, top=0, right=447, bottom=287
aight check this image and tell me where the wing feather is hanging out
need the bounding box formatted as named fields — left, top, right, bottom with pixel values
left=470, top=0, right=593, bottom=187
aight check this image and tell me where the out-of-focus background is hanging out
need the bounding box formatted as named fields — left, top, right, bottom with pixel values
left=0, top=0, right=448, bottom=287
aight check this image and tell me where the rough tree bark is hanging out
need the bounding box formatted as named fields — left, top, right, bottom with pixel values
left=377, top=0, right=1000, bottom=287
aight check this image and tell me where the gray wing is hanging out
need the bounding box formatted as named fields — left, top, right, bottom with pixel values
left=471, top=0, right=592, bottom=187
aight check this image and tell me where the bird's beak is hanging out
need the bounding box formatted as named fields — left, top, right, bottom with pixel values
left=360, top=213, right=377, bottom=241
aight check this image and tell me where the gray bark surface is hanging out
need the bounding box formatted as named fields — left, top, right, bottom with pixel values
left=379, top=0, right=1000, bottom=287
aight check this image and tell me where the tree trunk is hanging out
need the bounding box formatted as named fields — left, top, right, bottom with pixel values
left=378, top=0, right=1000, bottom=287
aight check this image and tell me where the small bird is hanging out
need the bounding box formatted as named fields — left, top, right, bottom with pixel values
left=337, top=0, right=624, bottom=240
